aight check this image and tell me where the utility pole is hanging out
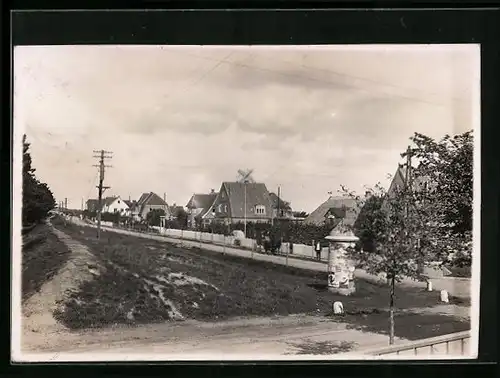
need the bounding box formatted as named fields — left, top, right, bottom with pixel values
left=93, top=149, right=113, bottom=239
left=244, top=181, right=247, bottom=238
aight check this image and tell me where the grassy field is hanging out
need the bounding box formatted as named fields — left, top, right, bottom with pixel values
left=51, top=222, right=470, bottom=339
left=22, top=223, right=72, bottom=301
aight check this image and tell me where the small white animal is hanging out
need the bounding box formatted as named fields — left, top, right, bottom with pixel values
left=333, top=301, right=344, bottom=315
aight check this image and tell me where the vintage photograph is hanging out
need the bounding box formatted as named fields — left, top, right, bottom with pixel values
left=12, top=45, right=480, bottom=361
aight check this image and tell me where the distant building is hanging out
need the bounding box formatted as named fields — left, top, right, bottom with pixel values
left=186, top=189, right=218, bottom=228
left=304, top=196, right=359, bottom=228
left=85, top=196, right=130, bottom=216
left=102, top=196, right=130, bottom=216
left=210, top=182, right=274, bottom=224
left=132, top=192, right=170, bottom=220
left=269, top=192, right=293, bottom=219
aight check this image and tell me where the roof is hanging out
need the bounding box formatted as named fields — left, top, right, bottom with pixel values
left=221, top=182, right=273, bottom=219
left=103, top=197, right=118, bottom=206
left=385, top=165, right=432, bottom=204
left=304, top=196, right=359, bottom=226
left=123, top=200, right=135, bottom=208
left=186, top=193, right=218, bottom=210
left=137, top=192, right=168, bottom=207
left=269, top=192, right=291, bottom=210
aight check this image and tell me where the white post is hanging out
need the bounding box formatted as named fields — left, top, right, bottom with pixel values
left=286, top=243, right=289, bottom=266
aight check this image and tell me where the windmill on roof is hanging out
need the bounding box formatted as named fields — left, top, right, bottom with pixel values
left=237, top=169, right=255, bottom=184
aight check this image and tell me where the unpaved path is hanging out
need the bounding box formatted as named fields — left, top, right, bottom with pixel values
left=21, top=226, right=105, bottom=351
left=20, top=314, right=407, bottom=360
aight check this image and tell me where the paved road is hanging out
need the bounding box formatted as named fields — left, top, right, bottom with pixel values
left=68, top=217, right=471, bottom=298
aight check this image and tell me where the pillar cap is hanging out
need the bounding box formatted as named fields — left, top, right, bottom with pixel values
left=325, top=223, right=359, bottom=243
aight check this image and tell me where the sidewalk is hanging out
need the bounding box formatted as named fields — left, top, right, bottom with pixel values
left=67, top=217, right=471, bottom=298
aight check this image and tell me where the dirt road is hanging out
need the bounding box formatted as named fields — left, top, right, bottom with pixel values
left=22, top=313, right=407, bottom=360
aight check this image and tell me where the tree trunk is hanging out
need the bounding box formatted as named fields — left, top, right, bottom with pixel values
left=389, top=276, right=396, bottom=345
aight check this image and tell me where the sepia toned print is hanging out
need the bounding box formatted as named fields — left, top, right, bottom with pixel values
left=12, top=45, right=480, bottom=361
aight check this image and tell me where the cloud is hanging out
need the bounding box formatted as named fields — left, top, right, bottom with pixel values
left=15, top=45, right=478, bottom=212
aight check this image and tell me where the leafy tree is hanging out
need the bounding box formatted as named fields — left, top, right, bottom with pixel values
left=175, top=208, right=188, bottom=229
left=341, top=183, right=431, bottom=345
left=146, top=208, right=165, bottom=227
left=341, top=130, right=474, bottom=345
left=22, top=135, right=56, bottom=226
left=405, top=131, right=473, bottom=266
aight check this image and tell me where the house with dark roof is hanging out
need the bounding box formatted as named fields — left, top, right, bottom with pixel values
left=210, top=182, right=274, bottom=224
left=186, top=189, right=218, bottom=228
left=86, top=199, right=100, bottom=213
left=269, top=192, right=293, bottom=219
left=133, top=192, right=170, bottom=220
left=382, top=164, right=432, bottom=212
left=304, top=196, right=359, bottom=228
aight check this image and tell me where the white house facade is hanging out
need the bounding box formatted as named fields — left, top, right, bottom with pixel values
left=102, top=196, right=131, bottom=216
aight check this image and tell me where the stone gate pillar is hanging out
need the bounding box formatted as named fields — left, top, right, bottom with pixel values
left=325, top=225, right=359, bottom=296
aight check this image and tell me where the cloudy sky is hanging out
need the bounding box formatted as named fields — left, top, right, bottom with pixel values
left=14, top=45, right=478, bottom=213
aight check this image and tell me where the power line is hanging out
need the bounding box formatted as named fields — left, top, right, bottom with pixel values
left=92, top=149, right=113, bottom=239
left=174, top=50, right=463, bottom=109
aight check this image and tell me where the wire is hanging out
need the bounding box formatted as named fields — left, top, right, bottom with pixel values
left=173, top=50, right=462, bottom=109
left=85, top=169, right=99, bottom=202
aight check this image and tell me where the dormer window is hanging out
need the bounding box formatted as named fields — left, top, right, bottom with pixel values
left=255, top=205, right=266, bottom=215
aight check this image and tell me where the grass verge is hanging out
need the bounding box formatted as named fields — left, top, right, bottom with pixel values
left=22, top=223, right=72, bottom=301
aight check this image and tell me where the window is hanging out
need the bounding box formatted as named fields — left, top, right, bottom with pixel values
left=255, top=205, right=266, bottom=215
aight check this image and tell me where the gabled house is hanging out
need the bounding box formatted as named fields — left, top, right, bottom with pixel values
left=210, top=182, right=274, bottom=224
left=269, top=192, right=293, bottom=219
left=101, top=196, right=131, bottom=216
left=86, top=196, right=130, bottom=216
left=304, top=196, right=359, bottom=228
left=133, top=192, right=170, bottom=220
left=186, top=189, right=218, bottom=228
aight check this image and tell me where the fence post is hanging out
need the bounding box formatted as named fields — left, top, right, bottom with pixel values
left=223, top=234, right=226, bottom=255
left=286, top=243, right=289, bottom=266
left=181, top=228, right=184, bottom=248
